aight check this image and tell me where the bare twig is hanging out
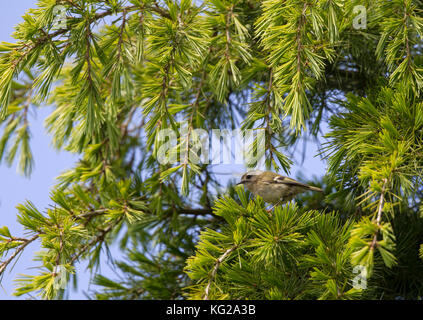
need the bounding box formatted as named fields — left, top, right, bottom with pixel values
left=203, top=245, right=237, bottom=300
left=375, top=178, right=388, bottom=226
left=370, top=178, right=388, bottom=250
left=178, top=208, right=213, bottom=216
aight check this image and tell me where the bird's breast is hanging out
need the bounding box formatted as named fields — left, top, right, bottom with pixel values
left=254, top=183, right=289, bottom=203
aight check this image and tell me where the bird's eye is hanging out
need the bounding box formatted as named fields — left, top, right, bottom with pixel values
left=246, top=175, right=252, bottom=179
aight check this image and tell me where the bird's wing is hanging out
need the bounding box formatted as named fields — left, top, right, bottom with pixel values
left=272, top=175, right=313, bottom=189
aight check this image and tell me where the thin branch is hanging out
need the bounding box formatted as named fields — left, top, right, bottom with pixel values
left=295, top=3, right=308, bottom=78
left=0, top=235, right=39, bottom=276
left=370, top=178, right=388, bottom=250
left=152, top=2, right=172, bottom=19
left=203, top=245, right=237, bottom=300
left=75, top=208, right=109, bottom=220
left=264, top=68, right=274, bottom=165
left=375, top=178, right=388, bottom=226
left=178, top=208, right=213, bottom=216
left=69, top=218, right=122, bottom=265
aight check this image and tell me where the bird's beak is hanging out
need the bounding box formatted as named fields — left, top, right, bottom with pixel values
left=236, top=180, right=245, bottom=185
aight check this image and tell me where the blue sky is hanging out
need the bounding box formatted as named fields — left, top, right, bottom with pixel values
left=0, top=0, right=84, bottom=299
left=0, top=1, right=327, bottom=300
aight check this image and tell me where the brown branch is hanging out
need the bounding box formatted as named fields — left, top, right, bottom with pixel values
left=69, top=217, right=122, bottom=265
left=0, top=202, right=210, bottom=277
left=264, top=68, right=274, bottom=160
left=152, top=2, right=171, bottom=20
left=178, top=208, right=213, bottom=216
left=0, top=235, right=39, bottom=276
left=75, top=203, right=213, bottom=221
left=116, top=9, right=128, bottom=63
left=75, top=208, right=109, bottom=220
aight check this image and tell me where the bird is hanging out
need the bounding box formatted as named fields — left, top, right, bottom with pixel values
left=237, top=170, right=323, bottom=205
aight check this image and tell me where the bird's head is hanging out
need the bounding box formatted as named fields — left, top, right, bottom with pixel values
left=237, top=170, right=263, bottom=189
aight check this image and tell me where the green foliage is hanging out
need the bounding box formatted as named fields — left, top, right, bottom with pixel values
left=0, top=0, right=423, bottom=300
left=325, top=86, right=423, bottom=196
left=185, top=188, right=361, bottom=300
left=348, top=217, right=396, bottom=276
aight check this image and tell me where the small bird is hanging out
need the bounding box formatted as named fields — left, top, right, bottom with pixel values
left=237, top=170, right=323, bottom=205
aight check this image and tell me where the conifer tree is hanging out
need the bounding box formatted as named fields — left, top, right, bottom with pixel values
left=0, top=0, right=423, bottom=300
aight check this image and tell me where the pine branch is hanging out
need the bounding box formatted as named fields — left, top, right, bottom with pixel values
left=69, top=217, right=122, bottom=265
left=0, top=235, right=39, bottom=276
left=203, top=245, right=237, bottom=300
left=151, top=2, right=172, bottom=20
left=177, top=208, right=213, bottom=216
left=370, top=178, right=388, bottom=250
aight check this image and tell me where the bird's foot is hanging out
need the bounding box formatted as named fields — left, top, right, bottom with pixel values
left=265, top=200, right=283, bottom=214
left=266, top=204, right=277, bottom=215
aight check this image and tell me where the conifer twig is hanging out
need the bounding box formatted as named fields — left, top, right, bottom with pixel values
left=375, top=179, right=388, bottom=226
left=0, top=235, right=39, bottom=276
left=371, top=178, right=388, bottom=250
left=203, top=245, right=237, bottom=300
left=69, top=218, right=122, bottom=265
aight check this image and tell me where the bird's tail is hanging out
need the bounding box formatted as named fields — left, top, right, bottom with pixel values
left=308, top=185, right=324, bottom=193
